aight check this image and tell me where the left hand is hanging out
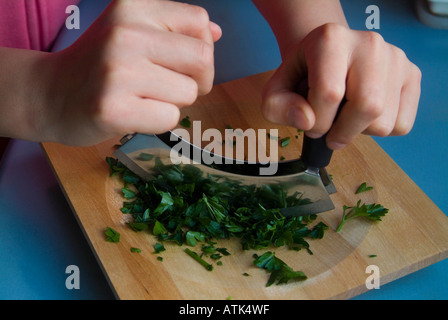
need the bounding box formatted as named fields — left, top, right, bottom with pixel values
left=260, top=23, right=422, bottom=150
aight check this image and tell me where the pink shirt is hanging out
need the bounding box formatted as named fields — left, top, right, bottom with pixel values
left=0, top=0, right=80, bottom=51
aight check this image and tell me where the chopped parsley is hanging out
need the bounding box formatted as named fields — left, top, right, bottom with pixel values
left=280, top=137, right=290, bottom=148
left=105, top=227, right=120, bottom=243
left=253, top=251, right=307, bottom=286
left=180, top=116, right=191, bottom=128
left=106, top=156, right=325, bottom=252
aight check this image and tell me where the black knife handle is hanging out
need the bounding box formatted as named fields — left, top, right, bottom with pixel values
left=298, top=79, right=346, bottom=168
left=301, top=134, right=333, bottom=168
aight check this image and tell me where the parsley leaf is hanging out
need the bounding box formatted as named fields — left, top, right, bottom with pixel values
left=336, top=200, right=389, bottom=232
left=355, top=182, right=374, bottom=194
left=253, top=251, right=307, bottom=286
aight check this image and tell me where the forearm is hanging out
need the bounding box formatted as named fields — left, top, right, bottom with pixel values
left=0, top=47, right=54, bottom=141
left=252, top=0, right=348, bottom=58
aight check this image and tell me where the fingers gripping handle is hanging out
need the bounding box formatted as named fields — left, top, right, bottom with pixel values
left=300, top=94, right=345, bottom=168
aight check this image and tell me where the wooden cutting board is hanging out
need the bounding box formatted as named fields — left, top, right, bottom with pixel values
left=41, top=71, right=448, bottom=300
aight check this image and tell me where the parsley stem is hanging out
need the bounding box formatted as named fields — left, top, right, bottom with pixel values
left=336, top=219, right=345, bottom=232
left=184, top=248, right=214, bottom=271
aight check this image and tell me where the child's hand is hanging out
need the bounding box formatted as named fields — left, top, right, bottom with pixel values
left=259, top=23, right=421, bottom=150
left=45, top=0, right=221, bottom=146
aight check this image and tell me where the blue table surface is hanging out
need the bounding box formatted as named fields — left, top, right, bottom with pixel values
left=1, top=0, right=447, bottom=300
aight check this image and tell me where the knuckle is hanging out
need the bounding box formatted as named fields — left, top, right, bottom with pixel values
left=189, top=5, right=210, bottom=26
left=305, top=23, right=345, bottom=51
left=393, top=46, right=407, bottom=61
left=319, top=82, right=346, bottom=105
left=358, top=91, right=385, bottom=119
left=318, top=23, right=346, bottom=41
left=365, top=31, right=384, bottom=48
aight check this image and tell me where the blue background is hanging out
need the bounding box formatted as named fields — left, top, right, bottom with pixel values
left=0, top=0, right=447, bottom=299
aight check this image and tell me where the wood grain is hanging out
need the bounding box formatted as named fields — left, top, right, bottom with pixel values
left=41, top=71, right=448, bottom=300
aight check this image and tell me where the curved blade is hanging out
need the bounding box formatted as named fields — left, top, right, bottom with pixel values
left=114, top=133, right=335, bottom=216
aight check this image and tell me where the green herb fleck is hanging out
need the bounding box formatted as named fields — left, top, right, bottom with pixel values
left=138, top=153, right=154, bottom=161
left=130, top=247, right=141, bottom=253
left=180, top=116, right=191, bottom=128
left=105, top=227, right=120, bottom=243
left=122, top=188, right=136, bottom=199
left=153, top=242, right=166, bottom=254
left=355, top=182, right=374, bottom=194
left=184, top=248, right=214, bottom=271
left=127, top=222, right=148, bottom=232
left=280, top=137, right=290, bottom=148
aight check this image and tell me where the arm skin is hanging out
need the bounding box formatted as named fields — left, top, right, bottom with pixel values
left=252, top=0, right=421, bottom=150
left=0, top=48, right=51, bottom=142
left=252, top=0, right=348, bottom=58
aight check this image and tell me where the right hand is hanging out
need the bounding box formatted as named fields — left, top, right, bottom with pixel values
left=43, top=0, right=222, bottom=146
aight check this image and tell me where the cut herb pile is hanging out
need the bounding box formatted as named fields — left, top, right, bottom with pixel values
left=106, top=156, right=327, bottom=253
left=105, top=155, right=388, bottom=287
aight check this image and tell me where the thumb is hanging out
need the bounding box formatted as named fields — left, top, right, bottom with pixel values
left=260, top=55, right=315, bottom=130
